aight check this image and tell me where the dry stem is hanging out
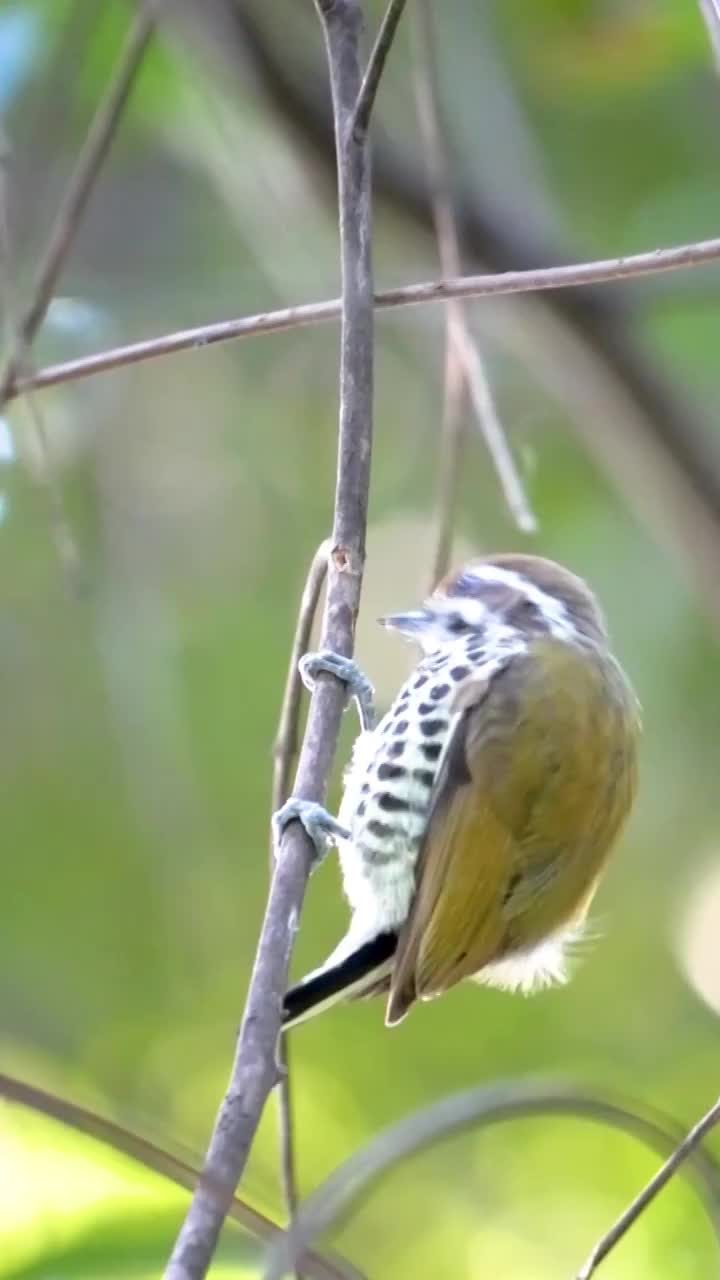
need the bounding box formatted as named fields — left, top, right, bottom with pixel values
left=11, top=234, right=720, bottom=402
left=0, top=6, right=154, bottom=407
left=412, top=0, right=536, bottom=576
left=163, top=0, right=379, bottom=1273
left=576, top=1094, right=720, bottom=1279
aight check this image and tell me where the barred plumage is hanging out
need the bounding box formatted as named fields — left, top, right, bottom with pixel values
left=282, top=554, right=640, bottom=1028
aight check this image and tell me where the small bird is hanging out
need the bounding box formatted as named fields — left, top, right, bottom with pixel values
left=275, top=554, right=640, bottom=1028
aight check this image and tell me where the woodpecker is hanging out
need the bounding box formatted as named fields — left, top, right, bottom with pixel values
left=274, top=554, right=640, bottom=1027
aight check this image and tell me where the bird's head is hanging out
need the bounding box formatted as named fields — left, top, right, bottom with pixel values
left=380, top=554, right=608, bottom=655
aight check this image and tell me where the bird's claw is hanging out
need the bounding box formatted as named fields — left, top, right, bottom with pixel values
left=272, top=798, right=350, bottom=871
left=299, top=650, right=376, bottom=731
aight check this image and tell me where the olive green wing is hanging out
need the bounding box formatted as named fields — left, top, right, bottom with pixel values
left=386, top=641, right=638, bottom=1025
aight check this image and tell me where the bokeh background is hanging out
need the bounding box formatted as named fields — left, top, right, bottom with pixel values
left=3, top=1, right=720, bottom=1276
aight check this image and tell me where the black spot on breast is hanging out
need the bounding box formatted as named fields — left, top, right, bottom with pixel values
left=377, top=762, right=406, bottom=781
left=421, top=741, right=443, bottom=761
left=414, top=674, right=429, bottom=689
left=361, top=782, right=370, bottom=794
left=393, top=719, right=409, bottom=735
left=388, top=740, right=405, bottom=759
left=357, top=800, right=366, bottom=816
left=418, top=702, right=435, bottom=715
left=379, top=792, right=410, bottom=813
left=413, top=768, right=435, bottom=788
left=368, top=819, right=394, bottom=839
left=430, top=683, right=450, bottom=701
left=420, top=718, right=446, bottom=737
left=450, top=665, right=470, bottom=681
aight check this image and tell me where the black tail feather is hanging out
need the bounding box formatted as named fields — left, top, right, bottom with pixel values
left=282, top=931, right=398, bottom=1027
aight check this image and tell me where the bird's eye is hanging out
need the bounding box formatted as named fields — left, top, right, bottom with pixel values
left=447, top=613, right=469, bottom=634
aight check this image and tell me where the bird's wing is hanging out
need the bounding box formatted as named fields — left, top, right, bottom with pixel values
left=386, top=641, right=638, bottom=1025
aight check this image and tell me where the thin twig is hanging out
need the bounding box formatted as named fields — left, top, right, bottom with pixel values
left=0, top=128, right=80, bottom=577
left=412, top=3, right=466, bottom=586
left=262, top=1082, right=720, bottom=1279
left=412, top=0, right=535, bottom=584
left=576, top=1094, right=720, bottom=1279
left=163, top=0, right=375, bottom=1274
left=0, top=1072, right=357, bottom=1280
left=271, top=542, right=331, bottom=816
left=270, top=542, right=331, bottom=1272
left=351, top=0, right=407, bottom=139
left=12, top=233, right=720, bottom=402
left=0, top=5, right=155, bottom=407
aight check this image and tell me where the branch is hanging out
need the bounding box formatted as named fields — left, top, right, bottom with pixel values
left=351, top=0, right=407, bottom=139
left=212, top=5, right=720, bottom=626
left=163, top=0, right=375, bottom=1274
left=0, top=5, right=154, bottom=407
left=0, top=1072, right=356, bottom=1280
left=271, top=541, right=330, bottom=815
left=263, top=1082, right=720, bottom=1279
left=411, top=0, right=536, bottom=580
left=270, top=541, right=331, bottom=1265
left=10, top=234, right=720, bottom=402
left=576, top=1094, right=720, bottom=1279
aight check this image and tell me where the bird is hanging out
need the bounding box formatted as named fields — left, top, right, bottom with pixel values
left=274, top=554, right=640, bottom=1028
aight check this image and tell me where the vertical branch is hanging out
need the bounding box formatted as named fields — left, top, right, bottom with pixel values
left=163, top=0, right=379, bottom=1274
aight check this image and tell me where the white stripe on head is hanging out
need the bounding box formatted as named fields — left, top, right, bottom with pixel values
left=460, top=563, right=575, bottom=639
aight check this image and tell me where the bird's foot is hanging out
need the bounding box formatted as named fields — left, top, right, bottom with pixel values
left=272, top=798, right=351, bottom=871
left=299, top=649, right=376, bottom=731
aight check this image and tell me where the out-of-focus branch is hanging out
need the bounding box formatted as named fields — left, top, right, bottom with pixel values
left=217, top=3, right=720, bottom=621
left=9, top=235, right=720, bottom=402
left=163, top=0, right=378, bottom=1274
left=0, top=1072, right=357, bottom=1280
left=270, top=541, right=331, bottom=1264
left=0, top=6, right=155, bottom=407
left=263, top=1082, right=720, bottom=1279
left=412, top=0, right=536, bottom=586
left=576, top=1094, right=720, bottom=1279
left=699, top=0, right=720, bottom=68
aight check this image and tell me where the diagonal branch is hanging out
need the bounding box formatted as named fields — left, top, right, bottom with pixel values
left=163, top=1, right=375, bottom=1275
left=576, top=1093, right=720, bottom=1279
left=412, top=0, right=536, bottom=582
left=0, top=5, right=155, bottom=407
left=351, top=0, right=407, bottom=139
left=9, top=234, right=720, bottom=403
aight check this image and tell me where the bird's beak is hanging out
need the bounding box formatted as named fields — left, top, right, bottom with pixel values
left=378, top=608, right=431, bottom=637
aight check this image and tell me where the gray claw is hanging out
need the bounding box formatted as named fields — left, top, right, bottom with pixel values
left=299, top=650, right=376, bottom=731
left=272, top=798, right=350, bottom=870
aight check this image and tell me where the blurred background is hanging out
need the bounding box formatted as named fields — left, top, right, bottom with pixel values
left=3, top=1, right=720, bottom=1276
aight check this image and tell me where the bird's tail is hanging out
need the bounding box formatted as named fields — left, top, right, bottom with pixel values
left=282, top=932, right=397, bottom=1029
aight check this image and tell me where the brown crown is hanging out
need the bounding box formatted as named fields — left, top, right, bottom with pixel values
left=436, top=554, right=608, bottom=645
